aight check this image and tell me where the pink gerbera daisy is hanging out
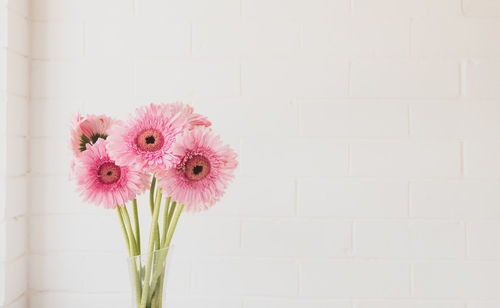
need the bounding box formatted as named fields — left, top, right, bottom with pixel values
left=70, top=113, right=117, bottom=156
left=73, top=139, right=149, bottom=209
left=157, top=128, right=238, bottom=212
left=106, top=104, right=187, bottom=172
left=167, top=102, right=211, bottom=129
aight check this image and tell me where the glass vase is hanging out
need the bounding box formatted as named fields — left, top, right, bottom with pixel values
left=128, top=247, right=174, bottom=308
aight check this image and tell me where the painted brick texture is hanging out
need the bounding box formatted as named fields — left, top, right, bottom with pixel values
left=1, top=1, right=29, bottom=307
left=24, top=0, right=500, bottom=307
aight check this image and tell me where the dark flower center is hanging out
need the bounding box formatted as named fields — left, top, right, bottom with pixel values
left=184, top=155, right=210, bottom=181
left=97, top=162, right=121, bottom=184
left=193, top=165, right=203, bottom=175
left=145, top=136, right=155, bottom=144
left=79, top=133, right=107, bottom=152
left=136, top=129, right=164, bottom=152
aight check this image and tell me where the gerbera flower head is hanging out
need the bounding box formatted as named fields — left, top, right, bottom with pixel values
left=157, top=128, right=238, bottom=212
left=70, top=113, right=117, bottom=156
left=73, top=139, right=149, bottom=209
left=107, top=103, right=188, bottom=172
left=166, top=102, right=211, bottom=129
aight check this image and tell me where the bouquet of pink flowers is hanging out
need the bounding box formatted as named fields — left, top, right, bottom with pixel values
left=69, top=103, right=238, bottom=308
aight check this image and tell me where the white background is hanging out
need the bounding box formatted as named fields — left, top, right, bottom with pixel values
left=2, top=0, right=500, bottom=307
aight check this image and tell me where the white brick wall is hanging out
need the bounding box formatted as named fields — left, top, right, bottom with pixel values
left=16, top=0, right=500, bottom=307
left=1, top=0, right=29, bottom=307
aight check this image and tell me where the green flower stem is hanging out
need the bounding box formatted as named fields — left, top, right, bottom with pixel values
left=148, top=202, right=184, bottom=301
left=165, top=202, right=176, bottom=242
left=149, top=176, right=156, bottom=214
left=153, top=188, right=161, bottom=250
left=130, top=256, right=142, bottom=307
left=122, top=205, right=139, bottom=255
left=147, top=188, right=163, bottom=306
left=132, top=199, right=141, bottom=254
left=157, top=271, right=165, bottom=307
left=153, top=290, right=160, bottom=308
left=147, top=251, right=166, bottom=306
left=160, top=197, right=171, bottom=247
left=140, top=188, right=163, bottom=308
left=117, top=206, right=141, bottom=307
left=149, top=181, right=161, bottom=250
left=164, top=203, right=184, bottom=249
left=116, top=206, right=130, bottom=255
